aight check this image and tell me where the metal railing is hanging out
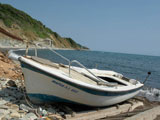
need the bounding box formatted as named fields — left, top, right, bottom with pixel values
left=32, top=43, right=116, bottom=86
left=70, top=60, right=106, bottom=83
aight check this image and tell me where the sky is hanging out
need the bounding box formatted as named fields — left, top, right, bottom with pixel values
left=1, top=0, right=160, bottom=56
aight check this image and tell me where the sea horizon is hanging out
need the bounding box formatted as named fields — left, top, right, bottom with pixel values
left=91, top=49, right=160, bottom=58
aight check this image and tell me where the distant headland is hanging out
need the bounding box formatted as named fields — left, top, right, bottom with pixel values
left=0, top=3, right=88, bottom=50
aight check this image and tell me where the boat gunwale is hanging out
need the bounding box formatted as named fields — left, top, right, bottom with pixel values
left=19, top=56, right=144, bottom=93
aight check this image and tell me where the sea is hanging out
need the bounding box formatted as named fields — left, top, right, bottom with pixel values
left=14, top=49, right=160, bottom=101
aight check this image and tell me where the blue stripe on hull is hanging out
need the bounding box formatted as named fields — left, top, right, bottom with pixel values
left=28, top=93, right=78, bottom=104
left=21, top=61, right=142, bottom=97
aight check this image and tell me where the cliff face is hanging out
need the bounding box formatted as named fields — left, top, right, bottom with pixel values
left=0, top=3, right=88, bottom=49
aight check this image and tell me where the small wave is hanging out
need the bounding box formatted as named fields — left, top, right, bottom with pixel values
left=138, top=87, right=160, bottom=102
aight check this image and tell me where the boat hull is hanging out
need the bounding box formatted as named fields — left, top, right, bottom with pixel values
left=21, top=61, right=143, bottom=107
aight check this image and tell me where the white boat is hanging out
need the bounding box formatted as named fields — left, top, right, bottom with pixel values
left=13, top=50, right=143, bottom=107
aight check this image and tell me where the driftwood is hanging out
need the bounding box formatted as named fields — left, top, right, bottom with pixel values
left=65, top=99, right=144, bottom=120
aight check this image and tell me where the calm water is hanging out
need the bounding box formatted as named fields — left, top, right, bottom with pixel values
left=15, top=49, right=160, bottom=89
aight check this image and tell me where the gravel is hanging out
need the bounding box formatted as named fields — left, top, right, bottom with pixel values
left=0, top=78, right=64, bottom=120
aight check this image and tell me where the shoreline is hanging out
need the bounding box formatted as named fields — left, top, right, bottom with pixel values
left=0, top=46, right=89, bottom=53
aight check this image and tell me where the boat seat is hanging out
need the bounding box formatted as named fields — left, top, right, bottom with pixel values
left=31, top=56, right=59, bottom=69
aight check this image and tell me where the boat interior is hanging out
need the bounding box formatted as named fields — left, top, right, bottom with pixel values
left=24, top=56, right=135, bottom=87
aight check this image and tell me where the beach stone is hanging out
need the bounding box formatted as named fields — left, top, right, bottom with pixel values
left=0, top=100, right=9, bottom=106
left=38, top=107, right=48, bottom=116
left=14, top=93, right=23, bottom=99
left=2, top=89, right=15, bottom=97
left=48, top=114, right=62, bottom=120
left=61, top=105, right=73, bottom=114
left=43, top=117, right=52, bottom=120
left=18, top=110, right=26, bottom=118
left=10, top=104, right=19, bottom=111
left=22, top=112, right=37, bottom=120
left=7, top=80, right=17, bottom=87
left=0, top=109, right=10, bottom=115
left=59, top=112, right=65, bottom=116
left=47, top=107, right=56, bottom=114
left=19, top=104, right=32, bottom=112
left=10, top=118, right=21, bottom=120
left=42, top=109, right=48, bottom=116
left=0, top=113, right=5, bottom=120
left=0, top=80, right=9, bottom=87
left=18, top=110, right=26, bottom=114
left=0, top=78, right=8, bottom=81
left=36, top=118, right=44, bottom=120
left=2, top=114, right=11, bottom=120
left=37, top=107, right=43, bottom=114
left=8, top=86, right=17, bottom=90
left=3, top=96, right=16, bottom=102
left=0, top=105, right=9, bottom=110
left=10, top=111, right=21, bottom=118
left=19, top=100, right=26, bottom=104
left=3, top=93, right=9, bottom=97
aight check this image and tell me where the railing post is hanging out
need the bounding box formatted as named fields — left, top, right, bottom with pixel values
left=25, top=42, right=29, bottom=56
left=69, top=61, right=71, bottom=77
left=35, top=46, right=37, bottom=57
